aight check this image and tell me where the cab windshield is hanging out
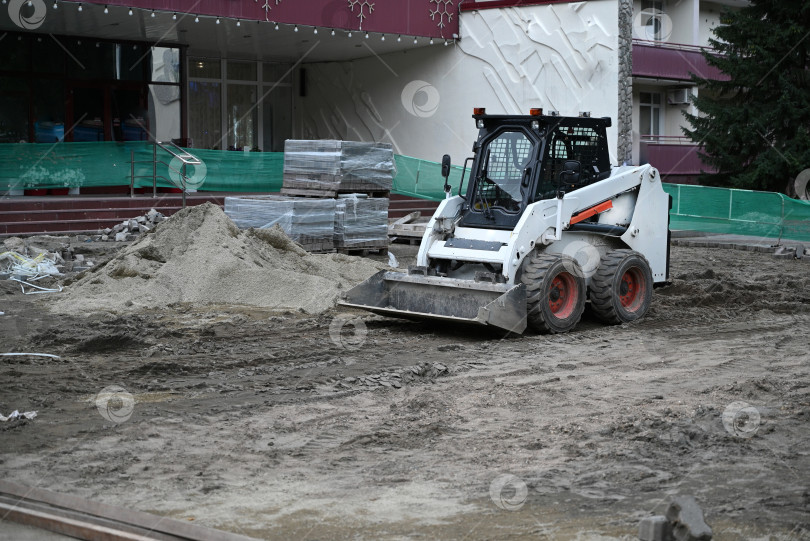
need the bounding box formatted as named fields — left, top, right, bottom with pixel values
left=472, top=130, right=533, bottom=214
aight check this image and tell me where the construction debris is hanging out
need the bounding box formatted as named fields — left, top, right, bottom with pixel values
left=639, top=496, right=712, bottom=541
left=639, top=515, right=673, bottom=541
left=0, top=251, right=62, bottom=278
left=666, top=496, right=713, bottom=541
left=93, top=208, right=166, bottom=242
left=0, top=411, right=37, bottom=422
left=773, top=244, right=809, bottom=260
left=1, top=353, right=61, bottom=360
left=335, top=362, right=451, bottom=390
left=1, top=237, right=97, bottom=278
left=388, top=211, right=428, bottom=244
left=0, top=250, right=65, bottom=293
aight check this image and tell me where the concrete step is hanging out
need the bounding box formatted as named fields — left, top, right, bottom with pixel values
left=0, top=193, right=439, bottom=237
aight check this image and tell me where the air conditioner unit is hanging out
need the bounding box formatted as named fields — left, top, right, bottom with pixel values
left=667, top=88, right=692, bottom=105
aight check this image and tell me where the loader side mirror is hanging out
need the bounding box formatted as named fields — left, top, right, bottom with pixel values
left=560, top=160, right=581, bottom=184
left=521, top=166, right=532, bottom=188
left=442, top=154, right=452, bottom=196
left=557, top=160, right=581, bottom=198
left=441, top=154, right=451, bottom=178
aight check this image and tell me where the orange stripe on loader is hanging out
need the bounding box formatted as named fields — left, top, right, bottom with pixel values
left=569, top=200, right=613, bottom=225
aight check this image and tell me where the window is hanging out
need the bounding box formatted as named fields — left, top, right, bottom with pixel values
left=227, top=61, right=256, bottom=82
left=187, top=57, right=293, bottom=151
left=148, top=47, right=181, bottom=141
left=538, top=124, right=605, bottom=200
left=189, top=58, right=220, bottom=79
left=0, top=32, right=179, bottom=144
left=188, top=81, right=221, bottom=150
left=0, top=34, right=30, bottom=71
left=474, top=130, right=533, bottom=214
left=640, top=0, right=666, bottom=41
left=34, top=79, right=65, bottom=142
left=262, top=85, right=292, bottom=152
left=639, top=92, right=662, bottom=140
left=227, top=83, right=257, bottom=150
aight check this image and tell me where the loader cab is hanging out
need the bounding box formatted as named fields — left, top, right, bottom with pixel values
left=459, top=110, right=611, bottom=230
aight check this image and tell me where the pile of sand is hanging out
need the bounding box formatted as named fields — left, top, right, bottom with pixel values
left=51, top=203, right=387, bottom=314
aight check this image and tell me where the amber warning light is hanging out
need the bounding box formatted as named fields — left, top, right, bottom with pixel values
left=529, top=108, right=543, bottom=116
left=473, top=107, right=486, bottom=115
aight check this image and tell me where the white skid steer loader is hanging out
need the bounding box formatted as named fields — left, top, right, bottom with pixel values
left=341, top=109, right=672, bottom=334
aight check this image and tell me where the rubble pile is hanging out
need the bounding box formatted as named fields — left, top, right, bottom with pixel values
left=2, top=236, right=102, bottom=276
left=638, top=495, right=713, bottom=541
left=335, top=362, right=451, bottom=390
left=94, top=208, right=167, bottom=242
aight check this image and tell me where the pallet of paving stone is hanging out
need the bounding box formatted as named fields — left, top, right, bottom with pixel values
left=282, top=139, right=395, bottom=195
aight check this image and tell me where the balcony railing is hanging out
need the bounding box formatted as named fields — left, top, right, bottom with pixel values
left=640, top=137, right=715, bottom=177
left=640, top=135, right=695, bottom=145
left=632, top=39, right=729, bottom=82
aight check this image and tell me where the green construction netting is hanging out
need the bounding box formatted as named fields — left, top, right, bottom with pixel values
left=392, top=154, right=466, bottom=201
left=2, top=142, right=809, bottom=241
left=0, top=142, right=282, bottom=193
left=662, top=184, right=810, bottom=241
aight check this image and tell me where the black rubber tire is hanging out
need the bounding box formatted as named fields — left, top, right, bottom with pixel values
left=520, top=253, right=586, bottom=334
left=589, top=249, right=653, bottom=324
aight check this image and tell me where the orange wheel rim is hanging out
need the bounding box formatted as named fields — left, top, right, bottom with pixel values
left=548, top=272, right=577, bottom=319
left=619, top=267, right=646, bottom=311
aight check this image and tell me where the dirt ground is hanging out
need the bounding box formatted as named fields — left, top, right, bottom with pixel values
left=1, top=243, right=809, bottom=540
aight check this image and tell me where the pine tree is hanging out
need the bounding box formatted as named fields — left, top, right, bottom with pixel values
left=684, top=0, right=810, bottom=194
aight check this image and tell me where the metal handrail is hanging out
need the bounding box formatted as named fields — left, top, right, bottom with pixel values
left=155, top=140, right=201, bottom=166
left=129, top=141, right=202, bottom=208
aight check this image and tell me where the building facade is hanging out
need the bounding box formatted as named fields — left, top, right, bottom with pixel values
left=0, top=0, right=743, bottom=187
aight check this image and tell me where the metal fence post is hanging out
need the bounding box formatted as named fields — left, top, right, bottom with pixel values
left=152, top=143, right=157, bottom=198
left=130, top=150, right=134, bottom=198
left=182, top=163, right=187, bottom=209
left=780, top=194, right=785, bottom=241
left=728, top=189, right=734, bottom=221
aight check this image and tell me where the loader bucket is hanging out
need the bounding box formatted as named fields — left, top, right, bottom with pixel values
left=339, top=271, right=528, bottom=334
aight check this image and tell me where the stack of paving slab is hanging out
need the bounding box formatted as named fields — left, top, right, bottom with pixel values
left=224, top=195, right=337, bottom=252
left=334, top=195, right=389, bottom=250
left=224, top=194, right=389, bottom=253
left=280, top=140, right=395, bottom=197
left=225, top=139, right=393, bottom=253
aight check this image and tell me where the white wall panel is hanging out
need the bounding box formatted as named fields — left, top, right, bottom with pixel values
left=296, top=2, right=620, bottom=165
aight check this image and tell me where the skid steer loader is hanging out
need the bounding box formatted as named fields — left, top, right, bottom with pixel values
left=341, top=109, right=671, bottom=334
